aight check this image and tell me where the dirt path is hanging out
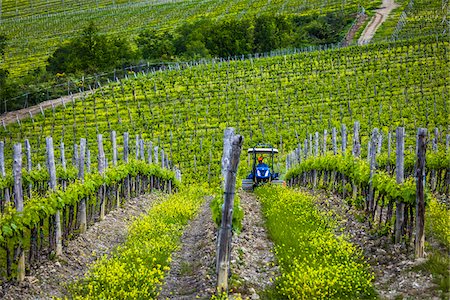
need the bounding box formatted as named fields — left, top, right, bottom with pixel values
left=358, top=0, right=400, bottom=45
left=228, top=191, right=278, bottom=299
left=310, top=188, right=442, bottom=299
left=158, top=197, right=217, bottom=299
left=0, top=91, right=91, bottom=127
left=0, top=192, right=164, bottom=300
left=159, top=191, right=278, bottom=299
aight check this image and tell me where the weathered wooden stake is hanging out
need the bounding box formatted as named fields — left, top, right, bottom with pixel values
left=368, top=128, right=378, bottom=216
left=415, top=128, right=427, bottom=259
left=395, top=127, right=405, bottom=243
left=154, top=146, right=159, bottom=165
left=97, top=134, right=106, bottom=220
left=147, top=141, right=153, bottom=164
left=111, top=131, right=117, bottom=166
left=313, top=132, right=319, bottom=190
left=46, top=137, right=62, bottom=256
left=13, top=143, right=25, bottom=282
left=0, top=141, right=10, bottom=203
left=60, top=141, right=66, bottom=171
left=123, top=132, right=129, bottom=163
left=352, top=121, right=360, bottom=200
left=140, top=139, right=145, bottom=161
left=135, top=135, right=140, bottom=160
left=79, top=138, right=87, bottom=234
left=332, top=127, right=337, bottom=155
left=217, top=131, right=243, bottom=295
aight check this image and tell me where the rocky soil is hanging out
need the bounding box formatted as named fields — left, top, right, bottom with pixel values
left=158, top=197, right=217, bottom=299
left=159, top=190, right=278, bottom=300
left=228, top=191, right=278, bottom=299
left=311, top=188, right=444, bottom=300
left=0, top=193, right=164, bottom=300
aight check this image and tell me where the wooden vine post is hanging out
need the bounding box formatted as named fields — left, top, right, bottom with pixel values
left=415, top=128, right=427, bottom=259
left=368, top=128, right=378, bottom=217
left=1, top=141, right=11, bottom=203
left=395, top=127, right=405, bottom=243
left=13, top=143, right=25, bottom=282
left=79, top=138, right=87, bottom=234
left=98, top=134, right=106, bottom=220
left=313, top=132, right=319, bottom=191
left=341, top=124, right=347, bottom=198
left=46, top=137, right=62, bottom=256
left=216, top=129, right=243, bottom=295
left=352, top=121, right=360, bottom=200
left=111, top=131, right=120, bottom=209
left=123, top=132, right=130, bottom=199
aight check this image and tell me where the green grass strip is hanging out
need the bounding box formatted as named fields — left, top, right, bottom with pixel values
left=69, top=185, right=207, bottom=299
left=255, top=186, right=375, bottom=299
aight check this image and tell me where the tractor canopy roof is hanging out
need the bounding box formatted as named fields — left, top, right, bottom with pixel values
left=247, top=147, right=279, bottom=154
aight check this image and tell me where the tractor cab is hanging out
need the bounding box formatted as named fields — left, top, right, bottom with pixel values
left=242, top=144, right=285, bottom=191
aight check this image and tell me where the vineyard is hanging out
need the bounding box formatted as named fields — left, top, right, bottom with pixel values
left=0, top=0, right=449, bottom=299
left=0, top=0, right=380, bottom=77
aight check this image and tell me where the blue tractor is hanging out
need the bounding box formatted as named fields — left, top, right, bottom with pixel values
left=242, top=145, right=285, bottom=191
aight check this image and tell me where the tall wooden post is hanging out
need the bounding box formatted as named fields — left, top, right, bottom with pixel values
left=352, top=121, right=360, bottom=200
left=123, top=132, right=129, bottom=163
left=313, top=132, right=319, bottom=190
left=217, top=131, right=243, bottom=295
left=368, top=128, right=378, bottom=216
left=147, top=141, right=153, bottom=164
left=323, top=129, right=328, bottom=154
left=111, top=131, right=117, bottom=166
left=140, top=139, right=145, bottom=161
left=0, top=141, right=10, bottom=203
left=395, top=127, right=405, bottom=243
left=332, top=127, right=337, bottom=155
left=79, top=138, right=87, bottom=234
left=46, top=137, right=62, bottom=256
left=25, top=139, right=32, bottom=198
left=415, top=128, right=427, bottom=259
left=135, top=134, right=140, bottom=160
left=123, top=132, right=130, bottom=199
left=60, top=141, right=66, bottom=171
left=341, top=124, right=347, bottom=154
left=387, top=131, right=392, bottom=174
left=98, top=134, right=106, bottom=220
left=341, top=124, right=347, bottom=198
left=13, top=143, right=25, bottom=282
left=154, top=146, right=159, bottom=165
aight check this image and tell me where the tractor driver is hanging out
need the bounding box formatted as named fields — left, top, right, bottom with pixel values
left=257, top=156, right=268, bottom=168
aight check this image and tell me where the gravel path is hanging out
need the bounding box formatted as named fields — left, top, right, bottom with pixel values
left=0, top=192, right=163, bottom=300
left=358, top=0, right=400, bottom=45
left=159, top=191, right=278, bottom=299
left=229, top=191, right=278, bottom=299
left=158, top=197, right=217, bottom=300
left=311, top=188, right=442, bottom=299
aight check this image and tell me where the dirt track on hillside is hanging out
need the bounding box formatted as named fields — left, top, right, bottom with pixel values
left=358, top=0, right=400, bottom=45
left=0, top=91, right=91, bottom=127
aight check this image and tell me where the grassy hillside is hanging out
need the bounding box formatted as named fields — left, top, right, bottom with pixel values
left=1, top=35, right=448, bottom=181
